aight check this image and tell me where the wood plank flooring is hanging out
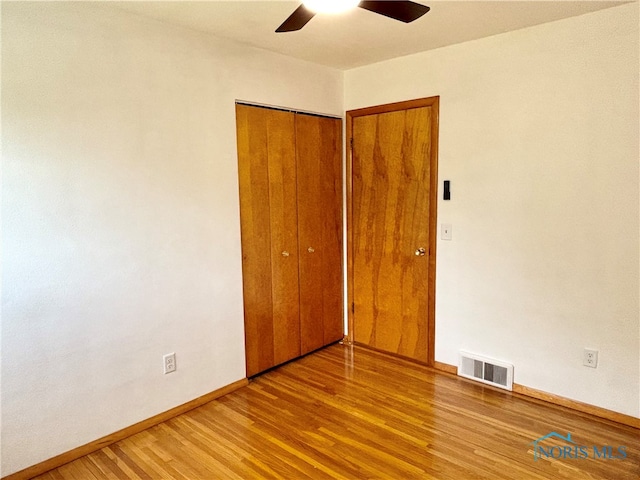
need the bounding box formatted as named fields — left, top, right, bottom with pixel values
left=34, top=344, right=639, bottom=479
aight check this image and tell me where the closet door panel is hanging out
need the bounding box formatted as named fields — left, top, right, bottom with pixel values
left=296, top=114, right=343, bottom=354
left=320, top=117, right=345, bottom=346
left=236, top=104, right=275, bottom=376
left=266, top=109, right=301, bottom=366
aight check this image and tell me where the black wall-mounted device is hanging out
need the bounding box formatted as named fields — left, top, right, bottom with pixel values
left=443, top=180, right=451, bottom=200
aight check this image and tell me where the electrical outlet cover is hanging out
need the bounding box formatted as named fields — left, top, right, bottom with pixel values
left=163, top=352, right=177, bottom=374
left=583, top=349, right=598, bottom=368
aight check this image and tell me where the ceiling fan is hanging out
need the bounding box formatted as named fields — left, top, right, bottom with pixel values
left=276, top=1, right=430, bottom=33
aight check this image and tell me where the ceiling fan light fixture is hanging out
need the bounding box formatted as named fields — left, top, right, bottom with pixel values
left=276, top=1, right=429, bottom=33
left=303, top=0, right=360, bottom=14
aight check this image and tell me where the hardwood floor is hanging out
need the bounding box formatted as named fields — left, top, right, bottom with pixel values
left=34, top=344, right=638, bottom=479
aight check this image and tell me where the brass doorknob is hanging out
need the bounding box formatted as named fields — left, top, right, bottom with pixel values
left=414, top=247, right=426, bottom=256
left=282, top=251, right=290, bottom=257
left=307, top=247, right=315, bottom=253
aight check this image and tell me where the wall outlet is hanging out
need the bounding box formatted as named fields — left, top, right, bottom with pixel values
left=163, top=352, right=176, bottom=374
left=583, top=349, right=598, bottom=368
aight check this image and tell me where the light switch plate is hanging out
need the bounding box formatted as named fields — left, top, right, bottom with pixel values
left=441, top=223, right=452, bottom=241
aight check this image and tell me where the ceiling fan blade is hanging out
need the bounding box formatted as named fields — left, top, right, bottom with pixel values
left=358, top=1, right=430, bottom=23
left=276, top=4, right=316, bottom=32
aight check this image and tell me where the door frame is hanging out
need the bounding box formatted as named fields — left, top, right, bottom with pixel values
left=345, top=97, right=439, bottom=366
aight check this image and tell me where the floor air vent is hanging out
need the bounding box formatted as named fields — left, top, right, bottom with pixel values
left=458, top=351, right=514, bottom=391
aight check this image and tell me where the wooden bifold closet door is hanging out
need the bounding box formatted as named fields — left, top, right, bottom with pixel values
left=236, top=104, right=343, bottom=377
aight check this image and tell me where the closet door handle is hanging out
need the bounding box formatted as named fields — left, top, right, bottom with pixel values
left=414, top=247, right=426, bottom=256
left=307, top=247, right=315, bottom=253
left=281, top=251, right=290, bottom=257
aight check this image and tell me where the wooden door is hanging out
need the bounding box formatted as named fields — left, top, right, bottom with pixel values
left=295, top=114, right=343, bottom=354
left=236, top=104, right=301, bottom=377
left=348, top=98, right=438, bottom=364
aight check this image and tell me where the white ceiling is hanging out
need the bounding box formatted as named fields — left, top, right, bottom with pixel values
left=112, top=0, right=630, bottom=70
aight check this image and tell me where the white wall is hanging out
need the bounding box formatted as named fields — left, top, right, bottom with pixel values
left=3, top=2, right=638, bottom=476
left=346, top=3, right=639, bottom=417
left=1, top=3, right=342, bottom=476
